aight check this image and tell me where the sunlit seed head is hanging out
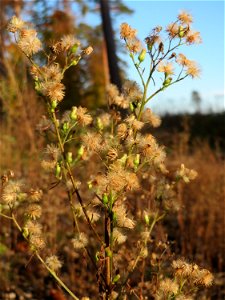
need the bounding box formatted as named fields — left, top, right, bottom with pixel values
left=46, top=255, right=62, bottom=272
left=185, top=30, right=202, bottom=45
left=26, top=204, right=42, bottom=220
left=178, top=11, right=193, bottom=25
left=127, top=38, right=142, bottom=53
left=132, top=119, right=144, bottom=131
left=45, top=144, right=60, bottom=161
left=83, top=46, right=93, bottom=55
left=72, top=232, right=88, bottom=249
left=166, top=23, right=179, bottom=38
left=2, top=180, right=23, bottom=205
left=193, top=269, right=214, bottom=286
left=76, top=106, right=92, bottom=126
left=7, top=16, right=25, bottom=33
left=186, top=61, right=201, bottom=78
left=159, top=278, right=179, bottom=295
left=82, top=132, right=102, bottom=152
left=107, top=148, right=118, bottom=161
left=29, top=234, right=45, bottom=250
left=142, top=108, right=161, bottom=128
left=87, top=209, right=100, bottom=223
left=120, top=23, right=137, bottom=39
left=172, top=259, right=194, bottom=278
left=40, top=81, right=65, bottom=102
left=176, top=164, right=198, bottom=182
left=18, top=34, right=42, bottom=56
left=24, top=220, right=42, bottom=236
left=61, top=35, right=80, bottom=51
left=117, top=123, right=128, bottom=140
left=176, top=53, right=191, bottom=66
left=113, top=228, right=127, bottom=244
left=157, top=61, right=174, bottom=75
left=42, top=64, right=63, bottom=83
left=29, top=189, right=43, bottom=202
left=41, top=160, right=57, bottom=171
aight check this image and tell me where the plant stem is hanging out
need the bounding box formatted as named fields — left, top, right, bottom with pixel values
left=51, top=110, right=104, bottom=246
left=11, top=214, right=80, bottom=300
left=36, top=253, right=80, bottom=300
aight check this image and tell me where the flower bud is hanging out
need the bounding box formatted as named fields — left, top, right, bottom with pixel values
left=138, top=49, right=146, bottom=63
left=71, top=44, right=79, bottom=54
left=129, top=102, right=134, bottom=112
left=55, top=163, right=61, bottom=179
left=87, top=181, right=92, bottom=189
left=105, top=247, right=112, bottom=258
left=77, top=145, right=84, bottom=157
left=144, top=214, right=150, bottom=225
left=112, top=274, right=120, bottom=283
left=34, top=80, right=41, bottom=94
left=163, top=77, right=172, bottom=87
left=95, top=251, right=100, bottom=262
left=134, top=154, right=140, bottom=168
left=63, top=122, right=69, bottom=133
left=66, top=152, right=73, bottom=164
left=51, top=100, right=58, bottom=111
left=70, top=106, right=77, bottom=120
left=71, top=58, right=79, bottom=66
left=97, top=117, right=103, bottom=131
left=102, top=193, right=108, bottom=205
left=178, top=26, right=185, bottom=38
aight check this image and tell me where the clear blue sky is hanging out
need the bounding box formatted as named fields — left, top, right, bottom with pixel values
left=116, top=0, right=225, bottom=114
left=80, top=0, right=224, bottom=114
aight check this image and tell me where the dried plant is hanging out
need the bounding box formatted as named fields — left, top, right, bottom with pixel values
left=0, top=13, right=214, bottom=300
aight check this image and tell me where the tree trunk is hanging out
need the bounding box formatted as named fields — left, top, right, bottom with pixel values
left=99, top=0, right=122, bottom=91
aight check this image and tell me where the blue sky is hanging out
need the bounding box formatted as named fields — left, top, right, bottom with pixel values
left=80, top=0, right=224, bottom=114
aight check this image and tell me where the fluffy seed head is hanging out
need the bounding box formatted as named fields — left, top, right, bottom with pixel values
left=178, top=11, right=193, bottom=25
left=166, top=23, right=179, bottom=38
left=120, top=23, right=137, bottom=39
left=82, top=132, right=102, bottom=152
left=186, top=61, right=201, bottom=78
left=87, top=209, right=100, bottom=223
left=186, top=30, right=202, bottom=45
left=7, top=16, right=25, bottom=32
left=127, top=38, right=142, bottom=53
left=113, top=228, right=127, bottom=244
left=2, top=180, right=23, bottom=205
left=83, top=46, right=93, bottom=55
left=29, top=189, right=43, bottom=202
left=42, top=64, right=63, bottom=82
left=40, top=81, right=65, bottom=102
left=141, top=108, right=161, bottom=128
left=77, top=107, right=92, bottom=126
left=29, top=234, right=45, bottom=250
left=26, top=204, right=42, bottom=220
left=24, top=220, right=42, bottom=236
left=176, top=53, right=191, bottom=66
left=157, top=61, right=174, bottom=75
left=46, top=255, right=62, bottom=272
left=117, top=123, right=128, bottom=140
left=176, top=164, right=198, bottom=182
left=18, top=33, right=42, bottom=56
left=61, top=35, right=80, bottom=51
left=159, top=278, right=179, bottom=295
left=72, top=232, right=88, bottom=249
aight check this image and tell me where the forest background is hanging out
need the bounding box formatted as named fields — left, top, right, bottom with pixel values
left=0, top=0, right=224, bottom=299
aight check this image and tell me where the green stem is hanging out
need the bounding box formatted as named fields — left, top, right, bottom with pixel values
left=11, top=214, right=80, bottom=300
left=51, top=109, right=104, bottom=246
left=36, top=253, right=80, bottom=300
left=0, top=213, right=13, bottom=220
